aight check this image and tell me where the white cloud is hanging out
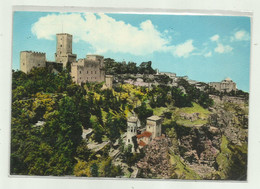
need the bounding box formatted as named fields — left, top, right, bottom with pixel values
left=32, top=13, right=199, bottom=58
left=210, top=34, right=219, bottom=41
left=171, top=40, right=195, bottom=58
left=231, top=30, right=250, bottom=41
left=204, top=51, right=212, bottom=57
left=214, top=43, right=233, bottom=54
left=32, top=13, right=170, bottom=56
left=209, top=34, right=233, bottom=54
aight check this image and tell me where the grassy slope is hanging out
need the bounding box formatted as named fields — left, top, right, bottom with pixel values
left=216, top=135, right=232, bottom=179
left=169, top=151, right=201, bottom=179
left=151, top=102, right=211, bottom=127
left=173, top=103, right=211, bottom=127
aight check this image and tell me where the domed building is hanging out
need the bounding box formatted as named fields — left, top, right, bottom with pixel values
left=209, top=77, right=237, bottom=92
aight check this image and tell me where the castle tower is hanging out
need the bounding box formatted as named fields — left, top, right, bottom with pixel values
left=126, top=116, right=138, bottom=151
left=146, top=115, right=162, bottom=138
left=20, top=51, right=46, bottom=74
left=105, top=75, right=114, bottom=89
left=55, top=33, right=77, bottom=68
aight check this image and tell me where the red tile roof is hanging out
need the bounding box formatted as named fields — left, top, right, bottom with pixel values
left=136, top=131, right=152, bottom=139
left=138, top=140, right=146, bottom=147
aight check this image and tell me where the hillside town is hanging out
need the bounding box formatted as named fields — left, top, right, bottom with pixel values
left=20, top=33, right=238, bottom=93
left=12, top=33, right=249, bottom=179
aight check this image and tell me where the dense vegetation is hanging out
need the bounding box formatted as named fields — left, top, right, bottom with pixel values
left=104, top=58, right=156, bottom=75
left=11, top=66, right=248, bottom=179
left=11, top=68, right=124, bottom=176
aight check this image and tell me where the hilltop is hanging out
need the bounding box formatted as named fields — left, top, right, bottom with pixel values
left=11, top=62, right=248, bottom=179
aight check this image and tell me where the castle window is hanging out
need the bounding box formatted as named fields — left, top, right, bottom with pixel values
left=95, top=71, right=96, bottom=74
left=91, top=71, right=93, bottom=74
left=60, top=45, right=62, bottom=47
left=128, top=139, right=130, bottom=143
left=80, top=71, right=81, bottom=74
left=87, top=71, right=88, bottom=74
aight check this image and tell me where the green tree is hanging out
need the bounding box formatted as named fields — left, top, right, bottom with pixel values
left=127, top=62, right=138, bottom=74
left=78, top=98, right=91, bottom=129
left=154, top=74, right=172, bottom=84
left=91, top=116, right=105, bottom=143
left=76, top=140, right=92, bottom=162
left=106, top=112, right=121, bottom=144
left=42, top=96, right=82, bottom=175
left=134, top=102, right=153, bottom=126
left=91, top=163, right=99, bottom=177
left=138, top=61, right=156, bottom=74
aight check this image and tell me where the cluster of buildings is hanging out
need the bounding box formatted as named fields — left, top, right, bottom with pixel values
left=126, top=115, right=162, bottom=152
left=158, top=72, right=237, bottom=92
left=20, top=33, right=113, bottom=88
left=121, top=70, right=237, bottom=93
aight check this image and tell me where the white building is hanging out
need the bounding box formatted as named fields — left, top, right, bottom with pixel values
left=146, top=115, right=162, bottom=139
left=126, top=116, right=139, bottom=151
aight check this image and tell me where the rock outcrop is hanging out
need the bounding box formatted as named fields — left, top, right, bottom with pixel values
left=172, top=98, right=248, bottom=179
left=137, top=136, right=173, bottom=178
left=176, top=125, right=221, bottom=167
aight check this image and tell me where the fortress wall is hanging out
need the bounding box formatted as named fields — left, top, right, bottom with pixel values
left=20, top=51, right=46, bottom=73
left=86, top=55, right=104, bottom=67
left=209, top=82, right=221, bottom=91
left=71, top=64, right=79, bottom=83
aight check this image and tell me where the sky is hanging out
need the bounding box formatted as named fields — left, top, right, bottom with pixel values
left=12, top=11, right=251, bottom=92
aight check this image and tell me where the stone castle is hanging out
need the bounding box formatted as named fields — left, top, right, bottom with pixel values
left=209, top=77, right=237, bottom=92
left=20, top=33, right=113, bottom=88
left=20, top=33, right=237, bottom=92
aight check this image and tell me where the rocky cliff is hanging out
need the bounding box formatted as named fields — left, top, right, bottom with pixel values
left=136, top=96, right=248, bottom=180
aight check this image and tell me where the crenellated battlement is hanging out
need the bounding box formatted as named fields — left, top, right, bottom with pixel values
left=20, top=51, right=46, bottom=73
left=21, top=51, right=46, bottom=55
left=56, top=33, right=72, bottom=36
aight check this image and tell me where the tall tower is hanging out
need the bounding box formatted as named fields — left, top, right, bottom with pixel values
left=55, top=33, right=76, bottom=68
left=146, top=115, right=162, bottom=138
left=126, top=116, right=138, bottom=152
left=56, top=33, right=72, bottom=55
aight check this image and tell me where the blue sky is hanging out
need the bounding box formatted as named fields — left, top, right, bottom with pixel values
left=13, top=11, right=251, bottom=92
